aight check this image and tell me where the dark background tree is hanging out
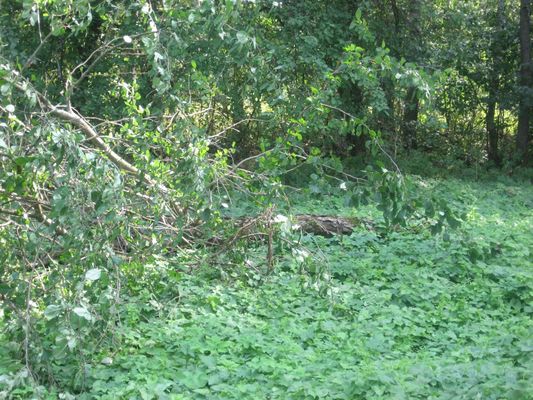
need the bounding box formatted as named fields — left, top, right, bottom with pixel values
left=517, top=0, right=532, bottom=164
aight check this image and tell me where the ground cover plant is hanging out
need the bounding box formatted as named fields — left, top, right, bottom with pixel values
left=1, top=0, right=532, bottom=399
left=1, top=172, right=532, bottom=399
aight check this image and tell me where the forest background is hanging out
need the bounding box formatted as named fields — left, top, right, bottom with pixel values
left=0, top=0, right=532, bottom=398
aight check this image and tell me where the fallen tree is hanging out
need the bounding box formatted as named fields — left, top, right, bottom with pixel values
left=293, top=214, right=373, bottom=236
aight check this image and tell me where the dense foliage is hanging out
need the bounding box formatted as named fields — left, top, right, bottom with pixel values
left=2, top=172, right=532, bottom=399
left=0, top=0, right=531, bottom=398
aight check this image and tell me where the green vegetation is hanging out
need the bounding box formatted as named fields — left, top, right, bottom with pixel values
left=0, top=0, right=532, bottom=398
left=2, top=173, right=532, bottom=399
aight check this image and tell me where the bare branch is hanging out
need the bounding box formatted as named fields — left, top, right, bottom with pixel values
left=22, top=31, right=54, bottom=71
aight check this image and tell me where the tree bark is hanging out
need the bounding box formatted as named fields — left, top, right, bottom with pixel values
left=517, top=0, right=532, bottom=164
left=402, top=0, right=421, bottom=150
left=389, top=0, right=401, bottom=34
left=486, top=98, right=500, bottom=164
left=293, top=215, right=371, bottom=236
left=234, top=214, right=373, bottom=237
left=486, top=0, right=506, bottom=165
left=403, top=86, right=419, bottom=149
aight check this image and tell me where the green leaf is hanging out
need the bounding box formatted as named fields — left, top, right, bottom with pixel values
left=72, top=307, right=92, bottom=321
left=424, top=200, right=435, bottom=218
left=85, top=268, right=101, bottom=281
left=44, top=305, right=62, bottom=320
left=236, top=31, right=248, bottom=44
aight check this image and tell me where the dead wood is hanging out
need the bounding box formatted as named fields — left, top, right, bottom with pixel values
left=294, top=215, right=370, bottom=236
left=229, top=213, right=373, bottom=238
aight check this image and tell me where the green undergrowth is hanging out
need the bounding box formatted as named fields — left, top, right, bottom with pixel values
left=1, top=174, right=532, bottom=399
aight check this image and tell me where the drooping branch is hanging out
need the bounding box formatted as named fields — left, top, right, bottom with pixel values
left=6, top=69, right=170, bottom=194
left=1, top=67, right=180, bottom=237
left=49, top=109, right=142, bottom=177
left=0, top=190, right=67, bottom=235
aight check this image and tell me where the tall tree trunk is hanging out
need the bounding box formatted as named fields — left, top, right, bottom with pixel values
left=486, top=0, right=506, bottom=165
left=403, top=86, right=419, bottom=149
left=486, top=93, right=500, bottom=164
left=389, top=0, right=400, bottom=34
left=517, top=0, right=532, bottom=164
left=402, top=0, right=421, bottom=150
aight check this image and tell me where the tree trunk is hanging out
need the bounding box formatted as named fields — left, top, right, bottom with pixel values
left=234, top=214, right=374, bottom=237
left=486, top=95, right=500, bottom=164
left=402, top=0, right=421, bottom=150
left=403, top=86, right=419, bottom=149
left=486, top=0, right=506, bottom=166
left=517, top=0, right=532, bottom=164
left=389, top=0, right=400, bottom=34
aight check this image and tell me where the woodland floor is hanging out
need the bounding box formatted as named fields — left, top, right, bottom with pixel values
left=1, top=173, right=532, bottom=399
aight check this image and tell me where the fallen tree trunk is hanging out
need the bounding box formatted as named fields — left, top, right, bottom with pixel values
left=294, top=215, right=372, bottom=236
left=231, top=213, right=373, bottom=238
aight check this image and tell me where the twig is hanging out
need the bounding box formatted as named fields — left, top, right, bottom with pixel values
left=22, top=31, right=54, bottom=71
